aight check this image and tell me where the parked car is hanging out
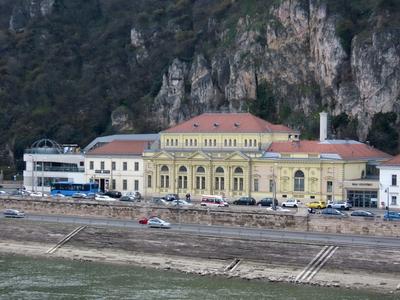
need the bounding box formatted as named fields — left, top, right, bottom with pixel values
left=125, top=191, right=142, bottom=201
left=232, top=197, right=256, bottom=206
left=351, top=210, right=375, bottom=217
left=327, top=200, right=352, bottom=210
left=306, top=201, right=326, bottom=209
left=28, top=191, right=48, bottom=197
left=171, top=199, right=193, bottom=207
left=52, top=193, right=66, bottom=199
left=321, top=208, right=348, bottom=217
left=257, top=197, right=278, bottom=207
left=281, top=199, right=300, bottom=208
left=104, top=191, right=122, bottom=199
left=119, top=195, right=136, bottom=202
left=72, top=192, right=87, bottom=199
left=95, top=194, right=116, bottom=201
left=147, top=217, right=171, bottom=228
left=152, top=197, right=169, bottom=206
left=164, top=194, right=179, bottom=201
left=200, top=195, right=229, bottom=207
left=9, top=190, right=30, bottom=197
left=266, top=206, right=290, bottom=212
left=3, top=209, right=25, bottom=218
left=383, top=211, right=400, bottom=221
left=0, top=190, right=8, bottom=195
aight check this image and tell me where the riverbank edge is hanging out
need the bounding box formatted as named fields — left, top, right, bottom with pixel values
left=0, top=240, right=399, bottom=296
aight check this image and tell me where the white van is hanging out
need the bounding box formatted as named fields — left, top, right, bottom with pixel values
left=200, top=195, right=229, bottom=207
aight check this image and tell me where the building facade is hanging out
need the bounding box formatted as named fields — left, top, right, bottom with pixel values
left=23, top=139, right=85, bottom=192
left=144, top=113, right=391, bottom=207
left=85, top=139, right=156, bottom=194
left=378, top=155, right=400, bottom=209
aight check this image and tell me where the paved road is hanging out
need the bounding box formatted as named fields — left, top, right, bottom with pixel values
left=3, top=213, right=399, bottom=248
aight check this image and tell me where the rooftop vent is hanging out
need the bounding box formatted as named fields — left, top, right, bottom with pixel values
left=234, top=122, right=240, bottom=127
left=193, top=123, right=199, bottom=128
left=213, top=122, right=219, bottom=128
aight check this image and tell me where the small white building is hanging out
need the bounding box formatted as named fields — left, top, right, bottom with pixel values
left=377, top=155, right=400, bottom=209
left=23, top=139, right=85, bottom=193
left=84, top=134, right=158, bottom=195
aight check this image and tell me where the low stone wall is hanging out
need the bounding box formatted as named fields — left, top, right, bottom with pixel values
left=1, top=197, right=399, bottom=237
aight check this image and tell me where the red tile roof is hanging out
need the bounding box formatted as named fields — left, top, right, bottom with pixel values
left=380, top=154, right=400, bottom=166
left=267, top=140, right=391, bottom=160
left=163, top=113, right=295, bottom=133
left=87, top=140, right=152, bottom=155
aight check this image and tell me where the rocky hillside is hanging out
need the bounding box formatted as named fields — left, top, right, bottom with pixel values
left=0, top=0, right=399, bottom=176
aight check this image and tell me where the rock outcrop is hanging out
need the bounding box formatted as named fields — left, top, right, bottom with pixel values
left=151, top=0, right=400, bottom=143
left=9, top=0, right=54, bottom=32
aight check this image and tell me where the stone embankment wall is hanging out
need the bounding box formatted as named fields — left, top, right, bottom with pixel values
left=1, top=197, right=399, bottom=237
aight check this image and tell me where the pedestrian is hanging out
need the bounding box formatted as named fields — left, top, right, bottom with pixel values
left=186, top=193, right=191, bottom=202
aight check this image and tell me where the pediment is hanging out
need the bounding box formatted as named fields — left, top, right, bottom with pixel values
left=151, top=151, right=175, bottom=160
left=187, top=151, right=211, bottom=160
left=224, top=151, right=250, bottom=161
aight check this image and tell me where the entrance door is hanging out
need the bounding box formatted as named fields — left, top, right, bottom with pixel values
left=347, top=190, right=378, bottom=208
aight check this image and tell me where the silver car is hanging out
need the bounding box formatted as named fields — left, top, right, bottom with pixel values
left=327, top=200, right=352, bottom=210
left=147, top=217, right=171, bottom=229
left=3, top=209, right=25, bottom=218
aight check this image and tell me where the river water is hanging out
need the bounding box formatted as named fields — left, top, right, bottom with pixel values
left=0, top=254, right=397, bottom=300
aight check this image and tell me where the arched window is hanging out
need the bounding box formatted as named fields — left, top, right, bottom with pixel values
left=215, top=167, right=224, bottom=173
left=194, top=139, right=197, bottom=146
left=294, top=170, right=305, bottom=191
left=233, top=139, right=237, bottom=147
left=197, top=166, right=205, bottom=173
left=233, top=167, right=244, bottom=191
left=229, top=139, right=232, bottom=146
left=234, top=167, right=243, bottom=174
left=209, top=139, right=212, bottom=146
left=244, top=139, right=248, bottom=147
left=249, top=139, right=252, bottom=147
left=215, top=167, right=225, bottom=190
left=166, top=139, right=169, bottom=146
left=196, top=166, right=206, bottom=189
left=175, top=139, right=178, bottom=146
left=205, top=139, right=208, bottom=146
left=178, top=166, right=188, bottom=189
left=224, top=139, right=227, bottom=146
left=160, top=165, right=169, bottom=188
left=213, top=139, right=216, bottom=146
left=254, top=139, right=257, bottom=147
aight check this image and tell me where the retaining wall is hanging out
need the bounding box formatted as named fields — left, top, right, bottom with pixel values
left=1, top=197, right=399, bottom=237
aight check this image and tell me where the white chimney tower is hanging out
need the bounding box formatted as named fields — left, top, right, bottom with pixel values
left=319, top=112, right=328, bottom=142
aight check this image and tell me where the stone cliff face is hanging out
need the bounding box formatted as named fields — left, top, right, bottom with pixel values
left=1, top=0, right=399, bottom=171
left=150, top=0, right=399, bottom=143
left=9, top=0, right=54, bottom=31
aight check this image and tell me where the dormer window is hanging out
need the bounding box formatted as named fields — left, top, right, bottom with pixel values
left=234, top=122, right=240, bottom=127
left=193, top=123, right=199, bottom=128
left=213, top=122, right=219, bottom=127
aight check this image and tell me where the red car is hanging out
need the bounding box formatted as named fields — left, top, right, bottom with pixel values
left=139, top=217, right=148, bottom=225
left=139, top=215, right=159, bottom=225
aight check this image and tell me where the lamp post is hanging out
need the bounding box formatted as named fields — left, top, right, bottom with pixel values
left=41, top=160, right=44, bottom=197
left=386, top=187, right=390, bottom=215
left=272, top=163, right=277, bottom=210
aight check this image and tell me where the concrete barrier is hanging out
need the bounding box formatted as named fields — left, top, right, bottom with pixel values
left=0, top=197, right=399, bottom=237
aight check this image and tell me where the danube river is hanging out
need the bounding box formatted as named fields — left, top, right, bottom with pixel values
left=0, top=254, right=397, bottom=300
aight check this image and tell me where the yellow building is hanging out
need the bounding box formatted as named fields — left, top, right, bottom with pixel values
left=144, top=112, right=391, bottom=207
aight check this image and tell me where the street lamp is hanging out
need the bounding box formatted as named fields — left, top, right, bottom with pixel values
left=385, top=187, right=390, bottom=215
left=272, top=163, right=277, bottom=210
